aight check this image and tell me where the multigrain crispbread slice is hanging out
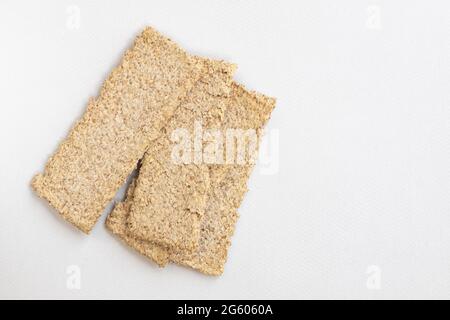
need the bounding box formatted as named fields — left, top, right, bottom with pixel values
left=169, top=84, right=276, bottom=275
left=106, top=83, right=276, bottom=275
left=31, top=27, right=211, bottom=233
left=126, top=61, right=236, bottom=252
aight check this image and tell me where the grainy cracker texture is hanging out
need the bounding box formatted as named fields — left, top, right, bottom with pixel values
left=125, top=60, right=236, bottom=252
left=32, top=25, right=276, bottom=275
left=32, top=27, right=207, bottom=233
left=106, top=178, right=171, bottom=266
left=107, top=83, right=276, bottom=275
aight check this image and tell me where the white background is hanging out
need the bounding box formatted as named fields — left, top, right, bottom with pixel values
left=0, top=0, right=449, bottom=299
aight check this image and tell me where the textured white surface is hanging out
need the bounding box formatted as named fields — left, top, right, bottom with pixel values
left=0, top=0, right=449, bottom=299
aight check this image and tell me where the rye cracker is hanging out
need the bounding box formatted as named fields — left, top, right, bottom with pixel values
left=32, top=27, right=210, bottom=233
left=106, top=82, right=276, bottom=274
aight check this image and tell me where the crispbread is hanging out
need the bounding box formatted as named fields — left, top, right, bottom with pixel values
left=106, top=83, right=276, bottom=275
left=32, top=27, right=209, bottom=233
left=125, top=61, right=236, bottom=251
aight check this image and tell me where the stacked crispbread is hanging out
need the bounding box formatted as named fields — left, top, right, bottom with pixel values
left=32, top=27, right=276, bottom=275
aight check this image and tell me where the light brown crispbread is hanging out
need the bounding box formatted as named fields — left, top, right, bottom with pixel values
left=170, top=84, right=275, bottom=275
left=106, top=83, right=276, bottom=275
left=125, top=61, right=236, bottom=251
left=32, top=27, right=209, bottom=233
